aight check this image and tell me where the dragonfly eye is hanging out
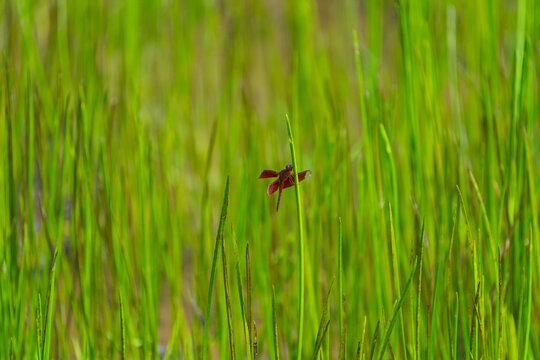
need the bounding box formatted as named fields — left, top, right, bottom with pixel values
left=286, top=164, right=293, bottom=171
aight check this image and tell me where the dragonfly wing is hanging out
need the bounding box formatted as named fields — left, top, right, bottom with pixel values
left=297, top=170, right=311, bottom=182
left=259, top=170, right=279, bottom=179
left=282, top=170, right=310, bottom=189
left=267, top=179, right=280, bottom=196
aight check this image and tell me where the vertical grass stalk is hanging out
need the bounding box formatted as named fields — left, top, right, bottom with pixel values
left=378, top=258, right=418, bottom=360
left=246, top=243, right=253, bottom=359
left=221, top=233, right=235, bottom=359
left=452, top=293, right=459, bottom=360
left=119, top=292, right=126, bottom=360
left=286, top=114, right=306, bottom=359
left=415, top=222, right=425, bottom=360
left=338, top=217, right=345, bottom=360
left=312, top=280, right=333, bottom=360
left=272, top=285, right=280, bottom=360
left=42, top=248, right=59, bottom=360
left=202, top=176, right=230, bottom=360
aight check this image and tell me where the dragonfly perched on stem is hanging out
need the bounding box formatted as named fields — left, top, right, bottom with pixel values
left=258, top=163, right=311, bottom=211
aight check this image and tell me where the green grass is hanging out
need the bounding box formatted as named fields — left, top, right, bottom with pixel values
left=312, top=279, right=333, bottom=360
left=286, top=114, right=306, bottom=359
left=271, top=285, right=280, bottom=360
left=202, top=177, right=229, bottom=360
left=1, top=0, right=539, bottom=358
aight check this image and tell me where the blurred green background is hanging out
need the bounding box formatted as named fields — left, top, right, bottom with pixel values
left=1, top=0, right=539, bottom=358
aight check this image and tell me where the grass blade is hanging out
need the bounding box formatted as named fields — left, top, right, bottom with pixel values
left=232, top=227, right=250, bottom=359
left=388, top=202, right=407, bottom=358
left=415, top=221, right=425, bottom=360
left=286, top=114, right=306, bottom=360
left=358, top=316, right=367, bottom=360
left=338, top=217, right=345, bottom=360
left=312, top=280, right=334, bottom=360
left=246, top=242, right=253, bottom=359
left=468, top=282, right=481, bottom=359
left=369, top=320, right=380, bottom=360
left=272, top=285, right=280, bottom=360
left=222, top=232, right=235, bottom=359
left=119, top=292, right=126, bottom=360
left=452, top=293, right=459, bottom=360
left=523, top=129, right=539, bottom=281
left=522, top=226, right=533, bottom=359
left=42, top=248, right=59, bottom=360
left=36, top=294, right=42, bottom=360
left=313, top=321, right=331, bottom=360
left=468, top=171, right=495, bottom=261
left=468, top=171, right=499, bottom=356
left=378, top=258, right=418, bottom=360
left=202, top=176, right=230, bottom=360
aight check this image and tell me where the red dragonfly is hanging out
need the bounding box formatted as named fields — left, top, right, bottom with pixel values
left=259, top=163, right=311, bottom=211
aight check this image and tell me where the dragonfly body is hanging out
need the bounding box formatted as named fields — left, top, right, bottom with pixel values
left=258, top=163, right=311, bottom=211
